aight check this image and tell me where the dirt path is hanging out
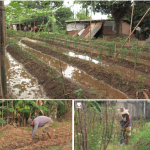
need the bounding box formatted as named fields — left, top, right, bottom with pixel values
left=0, top=120, right=72, bottom=150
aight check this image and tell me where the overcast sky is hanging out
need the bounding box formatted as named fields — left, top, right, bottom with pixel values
left=4, top=0, right=107, bottom=20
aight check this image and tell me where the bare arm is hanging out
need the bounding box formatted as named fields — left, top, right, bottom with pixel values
left=123, top=114, right=129, bottom=128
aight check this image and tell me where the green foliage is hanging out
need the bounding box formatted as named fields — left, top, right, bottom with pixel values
left=76, top=9, right=90, bottom=20
left=0, top=118, right=6, bottom=124
left=74, top=88, right=83, bottom=98
left=17, top=108, right=32, bottom=114
left=8, top=108, right=15, bottom=112
left=91, top=101, right=101, bottom=112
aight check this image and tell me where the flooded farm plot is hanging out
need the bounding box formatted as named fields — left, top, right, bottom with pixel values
left=19, top=41, right=128, bottom=99
left=5, top=52, right=47, bottom=99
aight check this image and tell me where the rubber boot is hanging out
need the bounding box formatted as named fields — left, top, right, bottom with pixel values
left=42, top=134, right=46, bottom=141
left=47, top=132, right=52, bottom=139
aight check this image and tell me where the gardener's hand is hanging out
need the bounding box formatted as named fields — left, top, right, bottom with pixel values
left=121, top=128, right=124, bottom=131
left=29, top=137, right=33, bottom=141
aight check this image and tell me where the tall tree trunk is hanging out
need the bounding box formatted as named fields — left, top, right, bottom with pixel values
left=114, top=18, right=122, bottom=37
left=0, top=1, right=7, bottom=98
left=113, top=11, right=123, bottom=37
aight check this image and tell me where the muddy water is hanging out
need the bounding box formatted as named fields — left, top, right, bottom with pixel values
left=5, top=52, right=47, bottom=99
left=19, top=42, right=128, bottom=99
left=21, top=38, right=150, bottom=84
left=66, top=51, right=150, bottom=84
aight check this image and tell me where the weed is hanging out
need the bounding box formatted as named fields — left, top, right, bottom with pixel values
left=74, top=88, right=83, bottom=98
left=137, top=75, right=147, bottom=90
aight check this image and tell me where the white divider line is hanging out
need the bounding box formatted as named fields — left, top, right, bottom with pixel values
left=72, top=100, right=74, bottom=150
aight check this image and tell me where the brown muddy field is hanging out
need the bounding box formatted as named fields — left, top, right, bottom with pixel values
left=21, top=40, right=150, bottom=99
left=0, top=113, right=72, bottom=150
left=6, top=44, right=99, bottom=99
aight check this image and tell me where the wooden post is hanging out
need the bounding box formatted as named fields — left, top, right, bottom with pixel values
left=34, top=21, right=35, bottom=33
left=133, top=40, right=138, bottom=80
left=75, top=11, right=76, bottom=36
left=19, top=20, right=21, bottom=31
left=90, top=0, right=92, bottom=42
left=121, top=8, right=150, bottom=48
left=52, top=12, right=54, bottom=33
left=0, top=1, right=7, bottom=98
left=2, top=100, right=3, bottom=128
left=7, top=100, right=8, bottom=125
left=129, top=1, right=134, bottom=43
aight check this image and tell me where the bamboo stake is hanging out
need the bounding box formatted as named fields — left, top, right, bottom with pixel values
left=121, top=7, right=150, bottom=48
left=133, top=40, right=138, bottom=80
left=0, top=1, right=7, bottom=98
left=2, top=100, right=3, bottom=129
left=90, top=0, right=92, bottom=42
left=129, top=1, right=134, bottom=43
left=7, top=100, right=8, bottom=125
left=34, top=21, right=35, bottom=33
left=59, top=55, right=65, bottom=98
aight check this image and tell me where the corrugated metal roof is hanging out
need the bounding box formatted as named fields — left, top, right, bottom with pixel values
left=80, top=25, right=90, bottom=37
left=78, top=29, right=85, bottom=36
left=85, top=22, right=103, bottom=39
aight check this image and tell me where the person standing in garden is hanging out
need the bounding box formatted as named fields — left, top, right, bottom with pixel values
left=117, top=107, right=132, bottom=146
left=27, top=116, right=53, bottom=141
left=34, top=26, right=38, bottom=33
left=24, top=26, right=27, bottom=32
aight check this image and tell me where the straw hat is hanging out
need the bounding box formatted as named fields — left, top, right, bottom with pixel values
left=117, top=107, right=128, bottom=115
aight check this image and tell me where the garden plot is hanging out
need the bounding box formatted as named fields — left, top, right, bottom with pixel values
left=17, top=40, right=128, bottom=99
left=21, top=37, right=150, bottom=85
left=6, top=43, right=102, bottom=99
left=0, top=118, right=72, bottom=150
left=19, top=39, right=150, bottom=99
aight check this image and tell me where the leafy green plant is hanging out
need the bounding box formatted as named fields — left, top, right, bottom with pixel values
left=74, top=88, right=83, bottom=98
left=137, top=75, right=147, bottom=90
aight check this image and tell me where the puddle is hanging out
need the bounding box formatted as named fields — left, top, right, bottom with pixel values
left=65, top=51, right=150, bottom=84
left=65, top=52, right=110, bottom=67
left=20, top=41, right=128, bottom=99
left=5, top=52, right=48, bottom=99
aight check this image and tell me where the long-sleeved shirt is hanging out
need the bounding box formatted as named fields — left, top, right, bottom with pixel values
left=31, top=116, right=51, bottom=138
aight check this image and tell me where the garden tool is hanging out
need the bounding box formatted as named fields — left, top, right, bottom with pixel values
left=120, top=121, right=125, bottom=146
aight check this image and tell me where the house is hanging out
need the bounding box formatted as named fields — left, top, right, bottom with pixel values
left=65, top=19, right=136, bottom=39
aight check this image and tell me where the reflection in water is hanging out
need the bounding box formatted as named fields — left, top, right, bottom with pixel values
left=5, top=52, right=47, bottom=99
left=65, top=52, right=109, bottom=67
left=20, top=42, right=128, bottom=99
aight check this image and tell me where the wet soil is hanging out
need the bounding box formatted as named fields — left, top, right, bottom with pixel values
left=5, top=52, right=47, bottom=99
left=0, top=120, right=72, bottom=150
left=20, top=41, right=128, bottom=99
left=6, top=44, right=99, bottom=99
left=22, top=37, right=150, bottom=84
left=21, top=40, right=150, bottom=99
left=29, top=37, right=150, bottom=74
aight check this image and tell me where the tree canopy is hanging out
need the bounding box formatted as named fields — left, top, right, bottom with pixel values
left=75, top=1, right=150, bottom=37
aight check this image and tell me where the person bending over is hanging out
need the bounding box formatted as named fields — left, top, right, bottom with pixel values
left=27, top=116, right=53, bottom=141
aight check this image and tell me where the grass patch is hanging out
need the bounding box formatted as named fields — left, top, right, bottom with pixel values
left=107, top=122, right=150, bottom=150
left=24, top=127, right=41, bottom=131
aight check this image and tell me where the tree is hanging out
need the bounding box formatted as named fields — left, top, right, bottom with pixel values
left=76, top=9, right=90, bottom=20
left=55, top=7, right=73, bottom=29
left=75, top=1, right=150, bottom=37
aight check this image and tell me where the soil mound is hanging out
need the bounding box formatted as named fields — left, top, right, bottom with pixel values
left=0, top=125, right=14, bottom=132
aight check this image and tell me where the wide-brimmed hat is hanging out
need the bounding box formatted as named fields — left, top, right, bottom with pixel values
left=117, top=107, right=128, bottom=115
